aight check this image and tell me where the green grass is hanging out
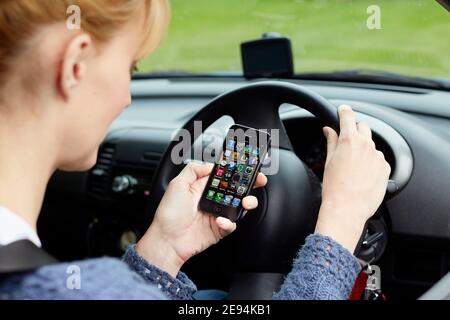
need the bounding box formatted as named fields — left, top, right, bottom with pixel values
left=138, top=0, right=450, bottom=78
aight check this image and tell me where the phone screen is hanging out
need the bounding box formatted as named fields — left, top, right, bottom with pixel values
left=199, top=124, right=270, bottom=221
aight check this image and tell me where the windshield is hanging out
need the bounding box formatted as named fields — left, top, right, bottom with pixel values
left=138, top=0, right=450, bottom=80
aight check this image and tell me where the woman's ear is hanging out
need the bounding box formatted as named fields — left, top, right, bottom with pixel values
left=57, top=34, right=92, bottom=101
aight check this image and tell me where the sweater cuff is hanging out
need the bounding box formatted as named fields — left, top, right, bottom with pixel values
left=122, top=245, right=196, bottom=300
left=274, top=234, right=361, bottom=300
left=298, top=234, right=362, bottom=298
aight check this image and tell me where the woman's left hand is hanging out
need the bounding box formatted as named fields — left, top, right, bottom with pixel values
left=136, top=162, right=267, bottom=277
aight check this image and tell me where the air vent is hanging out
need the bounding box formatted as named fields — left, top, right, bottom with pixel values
left=88, top=143, right=116, bottom=198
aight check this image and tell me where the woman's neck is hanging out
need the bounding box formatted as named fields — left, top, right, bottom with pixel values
left=0, top=110, right=57, bottom=232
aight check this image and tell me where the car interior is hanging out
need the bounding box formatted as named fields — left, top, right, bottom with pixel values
left=36, top=0, right=450, bottom=300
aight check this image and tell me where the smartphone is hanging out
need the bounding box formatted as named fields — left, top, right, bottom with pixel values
left=198, top=124, right=271, bottom=221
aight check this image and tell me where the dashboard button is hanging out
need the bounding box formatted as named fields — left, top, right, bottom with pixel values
left=112, top=175, right=137, bottom=193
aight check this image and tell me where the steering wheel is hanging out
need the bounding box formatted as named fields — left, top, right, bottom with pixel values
left=148, top=81, right=340, bottom=299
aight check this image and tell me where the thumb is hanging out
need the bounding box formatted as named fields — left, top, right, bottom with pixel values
left=215, top=217, right=237, bottom=239
left=323, top=126, right=338, bottom=166
left=177, top=162, right=214, bottom=185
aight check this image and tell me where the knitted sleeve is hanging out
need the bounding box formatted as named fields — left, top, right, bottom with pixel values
left=0, top=245, right=196, bottom=300
left=0, top=257, right=169, bottom=300
left=273, top=234, right=362, bottom=300
left=122, top=244, right=196, bottom=300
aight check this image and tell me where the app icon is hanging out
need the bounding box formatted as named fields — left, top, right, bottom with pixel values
left=236, top=142, right=245, bottom=151
left=224, top=171, right=232, bottom=179
left=248, top=156, right=258, bottom=165
left=215, top=168, right=224, bottom=177
left=245, top=166, right=254, bottom=175
left=214, top=193, right=224, bottom=203
left=206, top=190, right=215, bottom=200
left=227, top=140, right=236, bottom=149
left=211, top=178, right=220, bottom=187
left=244, top=145, right=252, bottom=154
left=231, top=173, right=241, bottom=183
left=224, top=195, right=233, bottom=205
left=240, top=178, right=249, bottom=187
left=220, top=160, right=227, bottom=167
left=232, top=152, right=239, bottom=161
left=219, top=180, right=229, bottom=189
left=237, top=164, right=245, bottom=172
left=229, top=182, right=237, bottom=190
left=232, top=198, right=241, bottom=207
left=224, top=150, right=232, bottom=157
left=240, top=154, right=248, bottom=163
left=237, top=186, right=247, bottom=195
left=228, top=162, right=236, bottom=171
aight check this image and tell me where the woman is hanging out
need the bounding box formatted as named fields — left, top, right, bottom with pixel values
left=0, top=0, right=390, bottom=300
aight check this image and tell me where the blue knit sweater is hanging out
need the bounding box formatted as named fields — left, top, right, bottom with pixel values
left=0, top=234, right=361, bottom=300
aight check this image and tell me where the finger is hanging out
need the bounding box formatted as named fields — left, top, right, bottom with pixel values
left=178, top=162, right=214, bottom=185
left=215, top=217, right=237, bottom=238
left=253, top=172, right=268, bottom=189
left=357, top=122, right=372, bottom=139
left=242, top=195, right=258, bottom=210
left=323, top=126, right=338, bottom=167
left=191, top=175, right=210, bottom=196
left=338, top=104, right=357, bottom=135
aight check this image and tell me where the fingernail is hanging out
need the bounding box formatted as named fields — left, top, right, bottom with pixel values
left=323, top=127, right=329, bottom=138
left=217, top=217, right=226, bottom=227
left=339, top=104, right=352, bottom=111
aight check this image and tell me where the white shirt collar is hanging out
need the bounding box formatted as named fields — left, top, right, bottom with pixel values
left=0, top=207, right=41, bottom=247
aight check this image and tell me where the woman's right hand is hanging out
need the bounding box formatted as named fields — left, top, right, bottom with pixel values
left=315, top=104, right=391, bottom=254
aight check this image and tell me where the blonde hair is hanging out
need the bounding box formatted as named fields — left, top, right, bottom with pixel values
left=0, top=0, right=170, bottom=93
